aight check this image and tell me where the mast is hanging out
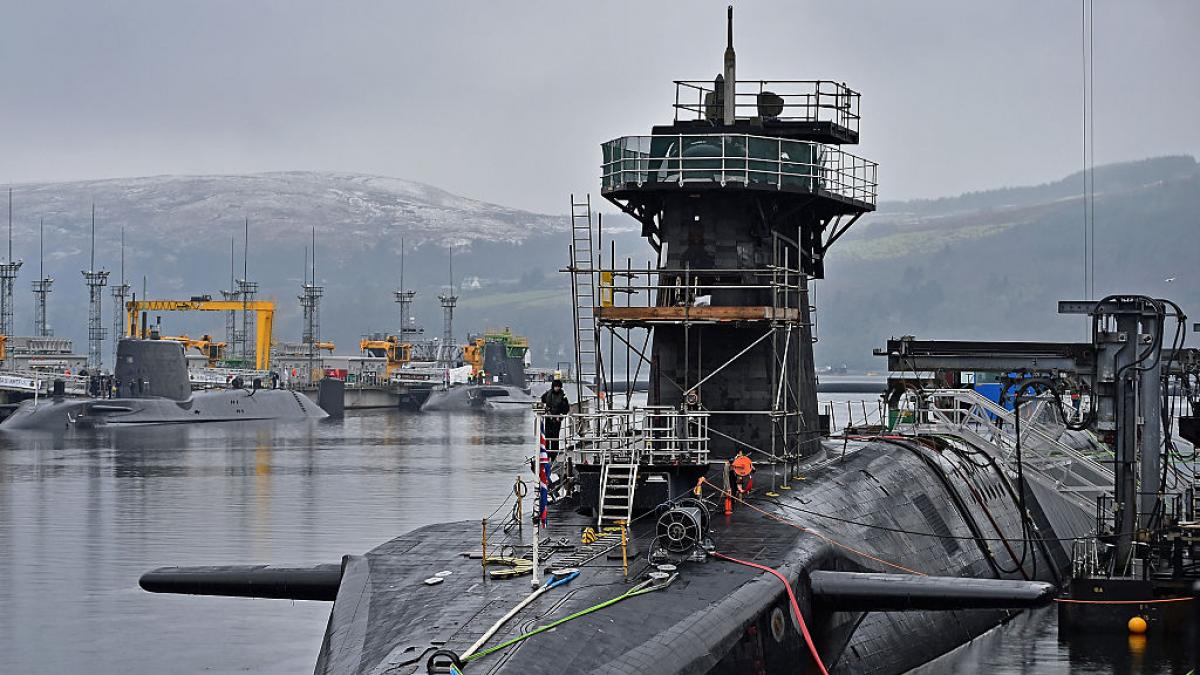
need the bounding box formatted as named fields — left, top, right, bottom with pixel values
left=111, top=226, right=131, bottom=350
left=722, top=5, right=736, bottom=125
left=0, top=188, right=23, bottom=338
left=32, top=217, right=53, bottom=337
left=82, top=203, right=110, bottom=370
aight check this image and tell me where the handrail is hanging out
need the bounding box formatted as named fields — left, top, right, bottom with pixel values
left=672, top=79, right=861, bottom=132
left=601, top=134, right=877, bottom=206
left=890, top=388, right=1113, bottom=511
left=543, top=407, right=711, bottom=466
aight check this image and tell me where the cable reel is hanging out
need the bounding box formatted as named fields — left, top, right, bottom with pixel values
left=657, top=492, right=710, bottom=559
left=657, top=507, right=704, bottom=554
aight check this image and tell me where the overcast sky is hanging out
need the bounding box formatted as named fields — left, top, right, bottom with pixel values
left=1, top=1, right=1197, bottom=213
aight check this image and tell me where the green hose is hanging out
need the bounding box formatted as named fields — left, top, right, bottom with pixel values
left=463, top=579, right=662, bottom=663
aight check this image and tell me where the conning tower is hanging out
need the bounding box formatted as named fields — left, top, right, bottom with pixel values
left=599, top=7, right=876, bottom=458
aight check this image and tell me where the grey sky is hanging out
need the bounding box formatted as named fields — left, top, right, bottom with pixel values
left=1, top=1, right=1197, bottom=213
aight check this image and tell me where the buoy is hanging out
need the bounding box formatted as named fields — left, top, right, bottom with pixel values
left=1127, top=615, right=1147, bottom=634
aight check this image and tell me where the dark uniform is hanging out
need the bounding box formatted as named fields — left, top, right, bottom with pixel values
left=540, top=380, right=570, bottom=452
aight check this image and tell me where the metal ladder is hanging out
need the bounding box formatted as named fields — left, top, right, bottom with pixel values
left=569, top=194, right=601, bottom=407
left=598, top=462, right=638, bottom=527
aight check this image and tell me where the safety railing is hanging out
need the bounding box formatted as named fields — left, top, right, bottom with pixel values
left=188, top=367, right=270, bottom=388
left=0, top=370, right=90, bottom=395
left=890, top=388, right=1113, bottom=510
left=601, top=134, right=877, bottom=206
left=672, top=80, right=861, bottom=133
left=541, top=407, right=710, bottom=466
left=590, top=265, right=806, bottom=315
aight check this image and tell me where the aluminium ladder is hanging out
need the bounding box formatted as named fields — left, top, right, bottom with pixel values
left=569, top=195, right=602, bottom=407
left=598, top=461, right=638, bottom=528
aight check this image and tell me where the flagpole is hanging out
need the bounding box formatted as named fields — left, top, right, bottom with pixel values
left=532, top=418, right=543, bottom=588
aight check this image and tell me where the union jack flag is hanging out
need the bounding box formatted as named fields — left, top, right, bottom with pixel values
left=537, top=421, right=550, bottom=526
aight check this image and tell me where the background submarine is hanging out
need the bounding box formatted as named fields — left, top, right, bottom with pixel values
left=1, top=337, right=327, bottom=429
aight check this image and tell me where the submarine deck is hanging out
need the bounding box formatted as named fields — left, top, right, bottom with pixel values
left=314, top=438, right=1096, bottom=675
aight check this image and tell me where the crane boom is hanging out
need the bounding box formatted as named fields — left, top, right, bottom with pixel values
left=126, top=299, right=276, bottom=370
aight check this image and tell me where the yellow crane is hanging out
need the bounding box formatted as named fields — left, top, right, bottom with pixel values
left=126, top=299, right=276, bottom=370
left=160, top=334, right=227, bottom=367
left=359, top=335, right=412, bottom=377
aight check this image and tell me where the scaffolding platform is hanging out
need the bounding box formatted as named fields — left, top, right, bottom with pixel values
left=595, top=305, right=800, bottom=325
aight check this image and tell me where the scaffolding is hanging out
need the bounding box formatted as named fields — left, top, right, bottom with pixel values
left=571, top=210, right=811, bottom=465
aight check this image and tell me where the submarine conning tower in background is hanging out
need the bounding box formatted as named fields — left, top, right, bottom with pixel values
left=599, top=7, right=876, bottom=459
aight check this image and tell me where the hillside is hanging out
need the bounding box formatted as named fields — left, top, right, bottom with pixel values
left=4, top=157, right=1197, bottom=371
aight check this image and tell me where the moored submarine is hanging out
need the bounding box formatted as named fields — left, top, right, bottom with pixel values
left=1, top=337, right=327, bottom=429
left=138, top=8, right=1116, bottom=674
left=421, top=332, right=534, bottom=413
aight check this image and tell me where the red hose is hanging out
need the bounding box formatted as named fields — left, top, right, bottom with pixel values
left=712, top=551, right=830, bottom=675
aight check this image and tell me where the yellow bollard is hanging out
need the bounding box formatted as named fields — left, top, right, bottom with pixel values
left=619, top=519, right=629, bottom=579
left=481, top=518, right=488, bottom=569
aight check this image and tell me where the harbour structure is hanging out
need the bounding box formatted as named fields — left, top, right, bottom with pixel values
left=82, top=205, right=109, bottom=370
left=140, top=11, right=1131, bottom=674
left=437, top=246, right=459, bottom=367
left=32, top=218, right=52, bottom=337
left=0, top=189, right=23, bottom=339
left=880, top=299, right=1200, bottom=631
left=220, top=237, right=241, bottom=359
left=235, top=217, right=257, bottom=367
left=394, top=240, right=423, bottom=345
left=299, top=232, right=325, bottom=375
left=111, top=227, right=131, bottom=357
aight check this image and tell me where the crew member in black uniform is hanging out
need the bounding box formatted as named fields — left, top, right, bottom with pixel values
left=540, top=379, right=570, bottom=453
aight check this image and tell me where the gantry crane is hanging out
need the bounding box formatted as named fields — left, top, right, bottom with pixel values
left=126, top=299, right=276, bottom=370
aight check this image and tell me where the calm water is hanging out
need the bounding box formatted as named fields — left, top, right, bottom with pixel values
left=0, top=403, right=1192, bottom=674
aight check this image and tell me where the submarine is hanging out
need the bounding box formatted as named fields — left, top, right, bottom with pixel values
left=138, top=9, right=1125, bottom=674
left=421, top=332, right=534, bottom=413
left=1, top=337, right=327, bottom=429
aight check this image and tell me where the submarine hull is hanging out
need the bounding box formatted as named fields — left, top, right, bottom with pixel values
left=420, top=384, right=534, bottom=413
left=1, top=387, right=326, bottom=430
left=305, top=437, right=1094, bottom=675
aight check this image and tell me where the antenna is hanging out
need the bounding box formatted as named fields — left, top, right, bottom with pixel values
left=90, top=203, right=96, bottom=271
left=304, top=246, right=309, bottom=286
left=311, top=225, right=316, bottom=285
left=723, top=5, right=736, bottom=125
left=7, top=187, right=12, bottom=262
left=39, top=218, right=43, bottom=279
left=399, top=237, right=405, bottom=294
left=243, top=216, right=249, bottom=287
left=120, top=226, right=125, bottom=286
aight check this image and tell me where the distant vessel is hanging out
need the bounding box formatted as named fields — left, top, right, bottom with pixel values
left=1, top=337, right=326, bottom=429
left=420, top=329, right=534, bottom=412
